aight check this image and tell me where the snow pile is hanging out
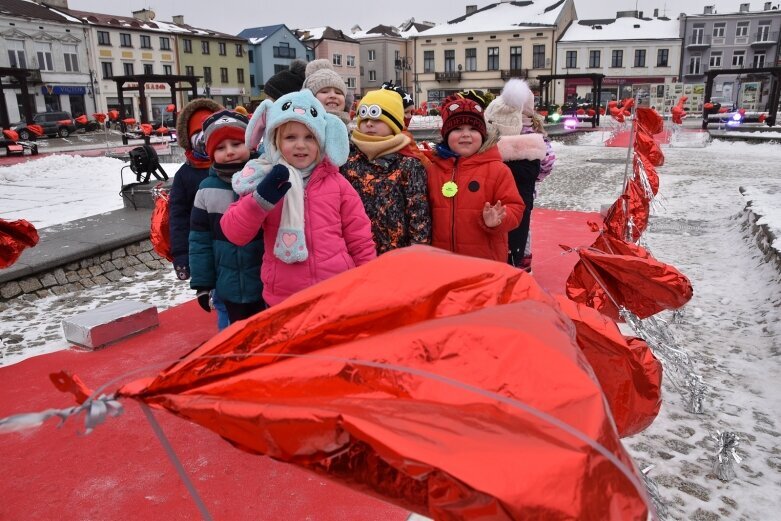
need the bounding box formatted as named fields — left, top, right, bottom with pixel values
left=0, top=156, right=180, bottom=228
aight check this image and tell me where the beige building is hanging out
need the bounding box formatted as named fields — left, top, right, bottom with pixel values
left=297, top=27, right=361, bottom=104
left=411, top=0, right=577, bottom=106
left=171, top=15, right=249, bottom=108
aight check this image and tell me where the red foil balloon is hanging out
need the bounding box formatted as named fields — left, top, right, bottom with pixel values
left=0, top=218, right=39, bottom=268
left=556, top=296, right=662, bottom=437
left=118, top=246, right=651, bottom=520
left=566, top=243, right=693, bottom=320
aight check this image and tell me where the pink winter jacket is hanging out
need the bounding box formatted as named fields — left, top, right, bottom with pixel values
left=221, top=158, right=376, bottom=306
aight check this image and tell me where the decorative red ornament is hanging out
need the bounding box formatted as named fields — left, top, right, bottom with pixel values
left=115, top=246, right=651, bottom=520
left=0, top=218, right=39, bottom=269
left=122, top=117, right=136, bottom=125
left=3, top=129, right=20, bottom=141
left=139, top=123, right=153, bottom=136
left=156, top=126, right=169, bottom=134
left=108, top=110, right=120, bottom=121
left=75, top=115, right=89, bottom=125
left=165, top=104, right=176, bottom=113
left=92, top=113, right=107, bottom=123
left=703, top=102, right=714, bottom=111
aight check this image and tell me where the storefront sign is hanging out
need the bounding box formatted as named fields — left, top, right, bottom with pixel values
left=41, top=85, right=87, bottom=95
left=124, top=83, right=169, bottom=90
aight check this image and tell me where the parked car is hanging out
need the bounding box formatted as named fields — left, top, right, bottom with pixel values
left=11, top=111, right=78, bottom=140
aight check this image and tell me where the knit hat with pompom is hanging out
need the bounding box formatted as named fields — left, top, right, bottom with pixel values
left=484, top=78, right=535, bottom=136
left=303, top=59, right=347, bottom=98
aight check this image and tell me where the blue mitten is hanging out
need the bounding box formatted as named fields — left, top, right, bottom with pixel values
left=254, top=164, right=291, bottom=210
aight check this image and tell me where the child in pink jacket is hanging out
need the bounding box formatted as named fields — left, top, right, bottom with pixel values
left=221, top=90, right=376, bottom=306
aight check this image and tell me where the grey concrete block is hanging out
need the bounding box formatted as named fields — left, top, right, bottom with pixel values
left=62, top=300, right=159, bottom=349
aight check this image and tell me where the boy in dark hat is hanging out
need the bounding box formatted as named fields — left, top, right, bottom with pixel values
left=423, top=95, right=524, bottom=262
left=189, top=110, right=265, bottom=324
left=263, top=59, right=306, bottom=101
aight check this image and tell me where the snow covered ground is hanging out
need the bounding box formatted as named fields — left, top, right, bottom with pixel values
left=1, top=135, right=781, bottom=520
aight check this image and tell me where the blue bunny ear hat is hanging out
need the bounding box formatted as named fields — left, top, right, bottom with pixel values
left=244, top=90, right=349, bottom=167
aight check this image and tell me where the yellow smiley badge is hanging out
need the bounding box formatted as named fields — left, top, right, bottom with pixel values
left=442, top=181, right=458, bottom=198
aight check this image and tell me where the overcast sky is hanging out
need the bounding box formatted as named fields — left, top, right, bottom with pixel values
left=63, top=1, right=750, bottom=35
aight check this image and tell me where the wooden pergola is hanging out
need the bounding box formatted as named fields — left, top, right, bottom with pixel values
left=702, top=66, right=781, bottom=128
left=0, top=67, right=36, bottom=129
left=110, top=74, right=200, bottom=144
left=537, top=73, right=606, bottom=127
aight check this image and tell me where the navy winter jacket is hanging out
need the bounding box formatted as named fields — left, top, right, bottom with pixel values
left=169, top=162, right=209, bottom=270
left=189, top=167, right=264, bottom=304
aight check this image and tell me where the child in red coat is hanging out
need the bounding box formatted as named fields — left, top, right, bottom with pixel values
left=425, top=96, right=525, bottom=262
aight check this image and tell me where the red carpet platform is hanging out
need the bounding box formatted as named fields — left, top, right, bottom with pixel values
left=0, top=209, right=600, bottom=521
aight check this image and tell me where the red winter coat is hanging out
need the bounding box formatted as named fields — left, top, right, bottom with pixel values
left=425, top=137, right=525, bottom=262
left=221, top=158, right=376, bottom=306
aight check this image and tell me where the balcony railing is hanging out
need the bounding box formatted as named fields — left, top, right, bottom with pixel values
left=273, top=46, right=297, bottom=59
left=435, top=71, right=461, bottom=81
left=686, top=34, right=711, bottom=47
left=500, top=68, right=528, bottom=79
left=751, top=31, right=778, bottom=46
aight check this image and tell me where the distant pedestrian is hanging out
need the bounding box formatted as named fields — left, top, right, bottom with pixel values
left=222, top=90, right=375, bottom=307
left=341, top=88, right=430, bottom=254
left=168, top=97, right=231, bottom=329
left=189, top=110, right=265, bottom=324
left=424, top=95, right=524, bottom=262
left=485, top=78, right=556, bottom=271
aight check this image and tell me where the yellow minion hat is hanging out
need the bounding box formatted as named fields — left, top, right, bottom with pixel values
left=357, top=89, right=405, bottom=134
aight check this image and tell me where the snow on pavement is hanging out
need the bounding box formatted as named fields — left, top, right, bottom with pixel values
left=1, top=136, right=781, bottom=520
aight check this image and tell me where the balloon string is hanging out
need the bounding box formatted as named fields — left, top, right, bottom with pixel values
left=139, top=402, right=214, bottom=521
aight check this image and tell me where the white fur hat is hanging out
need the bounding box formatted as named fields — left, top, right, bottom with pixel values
left=485, top=78, right=535, bottom=136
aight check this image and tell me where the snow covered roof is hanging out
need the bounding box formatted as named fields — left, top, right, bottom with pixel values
left=685, top=1, right=781, bottom=17
left=238, top=24, right=285, bottom=41
left=297, top=26, right=327, bottom=41
left=351, top=24, right=403, bottom=40
left=419, top=0, right=567, bottom=37
left=560, top=16, right=681, bottom=42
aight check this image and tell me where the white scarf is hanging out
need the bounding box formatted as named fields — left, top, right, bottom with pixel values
left=232, top=157, right=308, bottom=264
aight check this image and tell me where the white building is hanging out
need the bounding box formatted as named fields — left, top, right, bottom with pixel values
left=0, top=0, right=92, bottom=123
left=556, top=12, right=681, bottom=109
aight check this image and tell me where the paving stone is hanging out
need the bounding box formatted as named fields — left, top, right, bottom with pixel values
left=19, top=277, right=43, bottom=293
left=1, top=282, right=22, bottom=299
left=53, top=269, right=68, bottom=285
left=111, top=248, right=126, bottom=260
left=89, top=265, right=103, bottom=277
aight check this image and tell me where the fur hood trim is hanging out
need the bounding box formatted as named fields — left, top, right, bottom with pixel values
left=496, top=133, right=547, bottom=161
left=176, top=98, right=223, bottom=149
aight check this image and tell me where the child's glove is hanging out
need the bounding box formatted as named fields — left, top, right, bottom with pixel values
left=255, top=164, right=291, bottom=209
left=195, top=289, right=212, bottom=313
left=174, top=264, right=190, bottom=280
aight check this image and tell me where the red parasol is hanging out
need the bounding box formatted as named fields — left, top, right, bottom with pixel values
left=0, top=218, right=39, bottom=268
left=116, top=246, right=650, bottom=520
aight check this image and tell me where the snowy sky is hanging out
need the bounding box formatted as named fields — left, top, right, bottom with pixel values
left=63, top=0, right=759, bottom=35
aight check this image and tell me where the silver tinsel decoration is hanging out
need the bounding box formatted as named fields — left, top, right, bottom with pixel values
left=712, top=431, right=742, bottom=481
left=641, top=465, right=668, bottom=520
left=683, top=373, right=706, bottom=415
left=620, top=307, right=707, bottom=414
